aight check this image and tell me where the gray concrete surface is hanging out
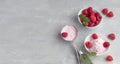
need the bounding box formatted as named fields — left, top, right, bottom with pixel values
left=0, top=0, right=120, bottom=64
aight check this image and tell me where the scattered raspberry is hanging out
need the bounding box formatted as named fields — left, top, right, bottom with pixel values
left=61, top=32, right=68, bottom=38
left=87, top=7, right=93, bottom=13
left=106, top=55, right=113, bottom=62
left=92, top=33, right=98, bottom=39
left=102, top=8, right=108, bottom=15
left=108, top=33, right=115, bottom=40
left=103, top=42, right=110, bottom=48
left=82, top=9, right=88, bottom=15
left=85, top=41, right=92, bottom=48
left=107, top=11, right=114, bottom=17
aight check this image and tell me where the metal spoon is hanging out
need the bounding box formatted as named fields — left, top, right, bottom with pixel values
left=72, top=44, right=81, bottom=64
left=71, top=44, right=93, bottom=64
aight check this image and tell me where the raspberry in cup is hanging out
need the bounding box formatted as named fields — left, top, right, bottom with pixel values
left=78, top=7, right=102, bottom=28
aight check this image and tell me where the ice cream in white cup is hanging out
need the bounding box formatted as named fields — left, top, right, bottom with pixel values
left=84, top=33, right=110, bottom=56
left=61, top=25, right=78, bottom=41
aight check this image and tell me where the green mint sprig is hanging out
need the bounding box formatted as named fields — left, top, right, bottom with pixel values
left=79, top=14, right=90, bottom=27
left=89, top=52, right=97, bottom=56
left=81, top=53, right=93, bottom=64
left=80, top=52, right=96, bottom=64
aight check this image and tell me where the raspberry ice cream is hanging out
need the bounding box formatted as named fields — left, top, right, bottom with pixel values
left=61, top=25, right=77, bottom=41
left=85, top=33, right=109, bottom=55
left=89, top=38, right=107, bottom=55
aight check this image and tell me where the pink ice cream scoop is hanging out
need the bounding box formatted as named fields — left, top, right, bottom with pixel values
left=84, top=33, right=109, bottom=55
left=89, top=38, right=108, bottom=55
left=61, top=25, right=77, bottom=41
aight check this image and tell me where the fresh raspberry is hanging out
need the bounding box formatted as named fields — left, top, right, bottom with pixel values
left=86, top=14, right=90, bottom=17
left=108, top=33, right=115, bottom=40
left=87, top=7, right=93, bottom=14
left=88, top=22, right=94, bottom=27
left=91, top=23, right=95, bottom=27
left=94, top=21, right=99, bottom=26
left=95, top=12, right=100, bottom=16
left=92, top=33, right=98, bottom=39
left=90, top=12, right=95, bottom=16
left=85, top=41, right=92, bottom=48
left=107, top=11, right=114, bottom=17
left=82, top=9, right=88, bottom=15
left=90, top=15, right=96, bottom=22
left=96, top=15, right=102, bottom=21
left=61, top=32, right=68, bottom=38
left=106, top=55, right=113, bottom=62
left=95, top=12, right=102, bottom=21
left=87, top=22, right=91, bottom=27
left=103, top=42, right=110, bottom=48
left=102, top=8, right=108, bottom=15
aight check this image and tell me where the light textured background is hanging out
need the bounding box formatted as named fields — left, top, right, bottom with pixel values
left=0, top=0, right=120, bottom=64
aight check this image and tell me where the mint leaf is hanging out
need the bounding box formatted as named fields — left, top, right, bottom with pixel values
left=82, top=21, right=87, bottom=27
left=84, top=17, right=90, bottom=22
left=79, top=14, right=90, bottom=22
left=81, top=54, right=93, bottom=64
left=89, top=52, right=97, bottom=56
left=79, top=14, right=85, bottom=19
left=79, top=14, right=90, bottom=27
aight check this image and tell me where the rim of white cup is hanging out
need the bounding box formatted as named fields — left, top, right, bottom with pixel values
left=78, top=8, right=102, bottom=29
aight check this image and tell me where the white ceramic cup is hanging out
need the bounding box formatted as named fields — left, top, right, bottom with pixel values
left=84, top=33, right=109, bottom=56
left=78, top=8, right=102, bottom=29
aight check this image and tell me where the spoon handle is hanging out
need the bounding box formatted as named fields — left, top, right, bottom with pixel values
left=74, top=47, right=81, bottom=64
left=71, top=44, right=81, bottom=64
left=72, top=44, right=93, bottom=64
